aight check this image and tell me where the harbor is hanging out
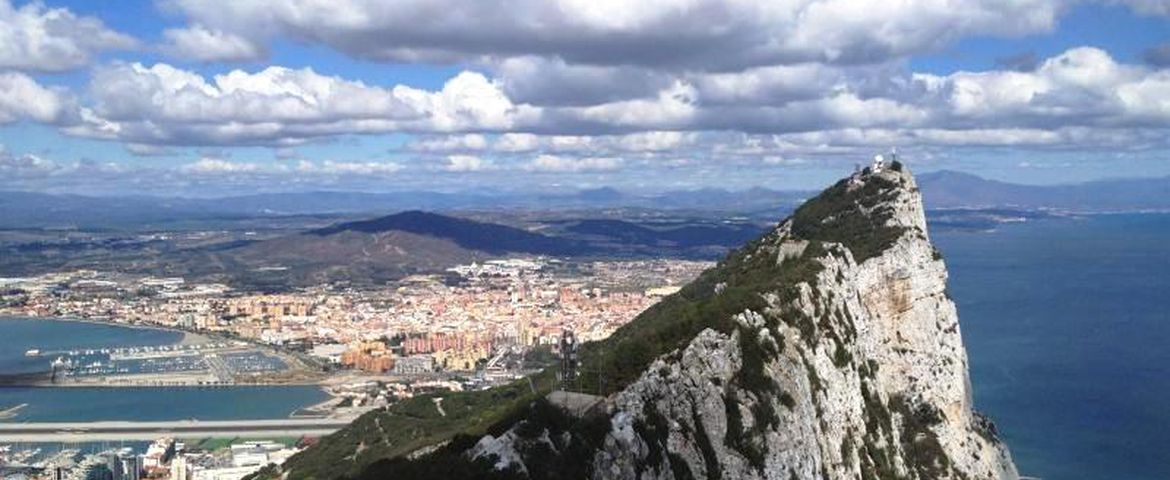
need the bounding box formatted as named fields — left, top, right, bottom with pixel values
left=4, top=319, right=321, bottom=388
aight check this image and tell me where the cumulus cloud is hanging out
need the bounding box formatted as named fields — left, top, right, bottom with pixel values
left=1144, top=42, right=1170, bottom=67
left=73, top=62, right=537, bottom=146
left=164, top=0, right=1060, bottom=70
left=0, top=72, right=76, bottom=124
left=923, top=47, right=1170, bottom=128
left=162, top=25, right=266, bottom=62
left=38, top=45, right=1170, bottom=156
left=299, top=160, right=403, bottom=175
left=408, top=134, right=490, bottom=153
left=181, top=157, right=402, bottom=176
left=125, top=143, right=175, bottom=157
left=442, top=154, right=492, bottom=172
left=0, top=0, right=135, bottom=72
left=181, top=157, right=260, bottom=173
left=524, top=154, right=622, bottom=173
left=0, top=148, right=58, bottom=178
left=0, top=0, right=1161, bottom=175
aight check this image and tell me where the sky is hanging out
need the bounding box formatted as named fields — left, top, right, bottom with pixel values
left=0, top=0, right=1168, bottom=196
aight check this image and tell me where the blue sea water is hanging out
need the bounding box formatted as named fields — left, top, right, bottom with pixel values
left=0, top=385, right=328, bottom=422
left=0, top=317, right=182, bottom=374
left=0, top=318, right=327, bottom=422
left=935, top=213, right=1170, bottom=480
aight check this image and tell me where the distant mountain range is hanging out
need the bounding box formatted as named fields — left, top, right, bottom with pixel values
left=0, top=188, right=806, bottom=229
left=0, top=210, right=764, bottom=290
left=1, top=170, right=1167, bottom=228
left=204, top=211, right=766, bottom=288
left=194, top=211, right=574, bottom=288
left=917, top=170, right=1170, bottom=211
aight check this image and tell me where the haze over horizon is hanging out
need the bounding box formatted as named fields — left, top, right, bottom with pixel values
left=1, top=0, right=1169, bottom=196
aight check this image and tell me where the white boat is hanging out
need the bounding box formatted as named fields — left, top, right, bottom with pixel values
left=24, top=349, right=39, bottom=357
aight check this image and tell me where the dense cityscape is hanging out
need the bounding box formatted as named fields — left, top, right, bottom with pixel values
left=0, top=257, right=708, bottom=480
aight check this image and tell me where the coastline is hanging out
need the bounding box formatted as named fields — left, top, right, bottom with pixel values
left=0, top=314, right=210, bottom=345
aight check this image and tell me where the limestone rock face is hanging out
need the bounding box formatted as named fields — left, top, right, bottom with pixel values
left=585, top=168, right=1016, bottom=480
left=468, top=167, right=1016, bottom=480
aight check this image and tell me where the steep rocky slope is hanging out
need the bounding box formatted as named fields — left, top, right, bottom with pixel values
left=263, top=166, right=1016, bottom=480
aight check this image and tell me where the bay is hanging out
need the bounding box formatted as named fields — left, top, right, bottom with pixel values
left=0, top=317, right=328, bottom=422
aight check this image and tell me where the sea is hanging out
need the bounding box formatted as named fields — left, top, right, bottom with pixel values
left=1, top=213, right=1166, bottom=479
left=935, top=213, right=1170, bottom=480
left=0, top=317, right=328, bottom=422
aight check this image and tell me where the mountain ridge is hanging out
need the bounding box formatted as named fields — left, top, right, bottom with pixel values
left=308, top=210, right=587, bottom=256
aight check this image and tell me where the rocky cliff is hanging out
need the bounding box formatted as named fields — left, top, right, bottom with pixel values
left=580, top=166, right=1016, bottom=480
left=265, top=166, right=1017, bottom=480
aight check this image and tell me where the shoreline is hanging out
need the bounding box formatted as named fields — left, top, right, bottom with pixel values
left=0, top=314, right=212, bottom=346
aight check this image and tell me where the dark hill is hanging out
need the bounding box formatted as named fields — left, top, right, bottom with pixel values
left=566, top=219, right=764, bottom=248
left=309, top=210, right=588, bottom=256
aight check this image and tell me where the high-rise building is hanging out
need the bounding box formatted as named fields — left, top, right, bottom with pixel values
left=171, top=454, right=190, bottom=480
left=119, top=453, right=141, bottom=480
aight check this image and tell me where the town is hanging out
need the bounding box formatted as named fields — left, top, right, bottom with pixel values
left=0, top=257, right=709, bottom=480
left=0, top=257, right=707, bottom=401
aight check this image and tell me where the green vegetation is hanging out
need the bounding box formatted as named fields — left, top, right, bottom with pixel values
left=264, top=369, right=556, bottom=480
left=890, top=395, right=954, bottom=479
left=273, top=171, right=917, bottom=479
left=575, top=233, right=827, bottom=396
left=355, top=397, right=613, bottom=480
left=790, top=175, right=908, bottom=263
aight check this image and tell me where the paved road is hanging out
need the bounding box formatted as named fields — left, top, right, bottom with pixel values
left=0, top=418, right=351, bottom=441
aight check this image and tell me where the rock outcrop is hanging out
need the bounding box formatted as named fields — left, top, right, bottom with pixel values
left=472, top=166, right=1016, bottom=480
left=267, top=166, right=1017, bottom=480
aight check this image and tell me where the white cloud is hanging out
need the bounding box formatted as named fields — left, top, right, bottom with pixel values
left=0, top=0, right=135, bottom=72
left=408, top=134, right=490, bottom=152
left=74, top=63, right=537, bottom=146
left=524, top=154, right=622, bottom=173
left=165, top=0, right=1062, bottom=69
left=442, top=155, right=492, bottom=172
left=181, top=157, right=260, bottom=173
left=494, top=133, right=541, bottom=152
left=0, top=147, right=57, bottom=177
left=125, top=143, right=175, bottom=157
left=162, top=25, right=265, bottom=62
left=925, top=47, right=1170, bottom=127
left=181, top=157, right=402, bottom=176
left=573, top=81, right=699, bottom=129
left=0, top=72, right=74, bottom=124
left=299, top=160, right=403, bottom=175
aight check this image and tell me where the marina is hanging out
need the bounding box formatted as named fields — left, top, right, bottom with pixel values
left=40, top=340, right=290, bottom=385
left=0, top=318, right=311, bottom=387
